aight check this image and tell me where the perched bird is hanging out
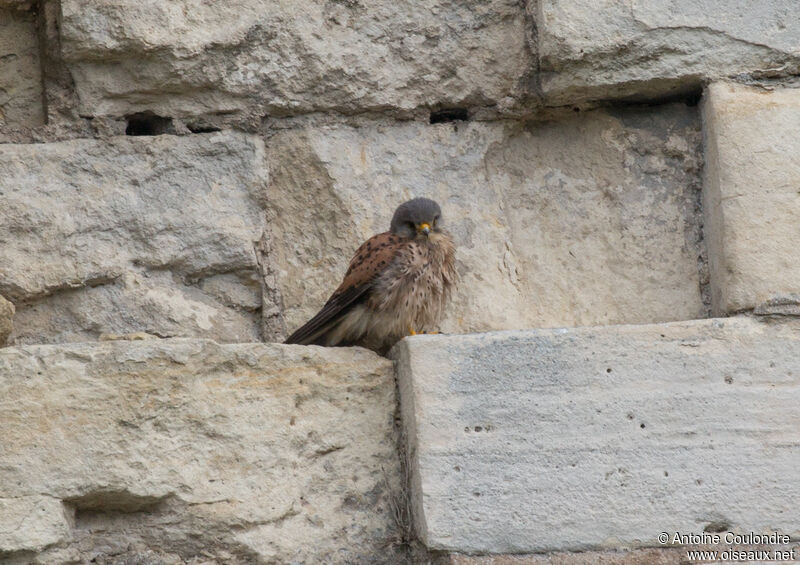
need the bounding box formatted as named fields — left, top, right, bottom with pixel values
left=284, top=197, right=457, bottom=354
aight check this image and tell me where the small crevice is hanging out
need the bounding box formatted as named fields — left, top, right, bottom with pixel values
left=4, top=273, right=121, bottom=306
left=0, top=550, right=37, bottom=565
left=186, top=122, right=222, bottom=134
left=596, top=83, right=704, bottom=109
left=429, top=107, right=469, bottom=124
left=65, top=490, right=171, bottom=515
left=753, top=295, right=800, bottom=318
left=125, top=112, right=174, bottom=136
left=704, top=519, right=732, bottom=533
left=684, top=89, right=703, bottom=107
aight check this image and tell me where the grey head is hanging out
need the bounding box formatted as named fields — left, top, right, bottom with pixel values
left=390, top=197, right=443, bottom=238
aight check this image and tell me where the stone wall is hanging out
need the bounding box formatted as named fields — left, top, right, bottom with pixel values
left=0, top=340, right=402, bottom=564
left=394, top=319, right=800, bottom=557
left=1, top=1, right=799, bottom=564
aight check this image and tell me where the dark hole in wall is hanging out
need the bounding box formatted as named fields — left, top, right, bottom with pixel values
left=683, top=90, right=702, bottom=107
left=704, top=520, right=732, bottom=533
left=430, top=108, right=469, bottom=124
left=125, top=112, right=174, bottom=136
left=599, top=83, right=703, bottom=109
left=65, top=490, right=168, bottom=514
left=186, top=123, right=222, bottom=134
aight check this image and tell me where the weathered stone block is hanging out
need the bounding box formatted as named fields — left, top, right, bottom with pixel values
left=393, top=317, right=800, bottom=553
left=270, top=104, right=704, bottom=338
left=0, top=496, right=71, bottom=554
left=0, top=339, right=402, bottom=563
left=0, top=5, right=44, bottom=127
left=0, top=132, right=269, bottom=344
left=536, top=0, right=800, bottom=104
left=703, top=82, right=800, bottom=315
left=0, top=295, right=12, bottom=345
left=59, top=0, right=532, bottom=122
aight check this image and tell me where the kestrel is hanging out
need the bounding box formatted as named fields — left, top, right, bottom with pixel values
left=284, top=197, right=457, bottom=354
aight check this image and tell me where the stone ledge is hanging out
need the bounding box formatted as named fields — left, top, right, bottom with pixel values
left=393, top=317, right=800, bottom=554
left=0, top=339, right=403, bottom=564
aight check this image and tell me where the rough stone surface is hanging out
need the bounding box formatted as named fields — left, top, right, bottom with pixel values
left=0, top=496, right=71, bottom=554
left=270, top=103, right=705, bottom=338
left=0, top=295, right=13, bottom=345
left=702, top=82, right=800, bottom=315
left=0, top=6, right=44, bottom=127
left=0, top=339, right=403, bottom=564
left=4, top=0, right=799, bottom=561
left=754, top=294, right=800, bottom=318
left=59, top=0, right=533, bottom=123
left=0, top=132, right=269, bottom=344
left=536, top=0, right=800, bottom=105
left=393, top=317, right=800, bottom=554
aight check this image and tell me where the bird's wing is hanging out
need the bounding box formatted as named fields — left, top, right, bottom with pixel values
left=284, top=231, right=407, bottom=345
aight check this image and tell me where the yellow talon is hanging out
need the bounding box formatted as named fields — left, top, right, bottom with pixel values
left=408, top=328, right=442, bottom=336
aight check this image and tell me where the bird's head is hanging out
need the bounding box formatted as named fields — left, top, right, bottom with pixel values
left=390, top=197, right=443, bottom=239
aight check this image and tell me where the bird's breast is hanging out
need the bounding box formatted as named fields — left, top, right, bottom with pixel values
left=369, top=232, right=457, bottom=332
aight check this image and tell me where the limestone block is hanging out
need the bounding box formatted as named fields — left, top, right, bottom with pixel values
left=536, top=0, right=800, bottom=104
left=703, top=82, right=800, bottom=315
left=59, top=0, right=532, bottom=122
left=0, top=295, right=13, bottom=345
left=270, top=103, right=704, bottom=338
left=392, top=317, right=800, bottom=553
left=0, top=132, right=268, bottom=343
left=0, top=6, right=44, bottom=127
left=0, top=496, right=71, bottom=553
left=0, top=339, right=402, bottom=564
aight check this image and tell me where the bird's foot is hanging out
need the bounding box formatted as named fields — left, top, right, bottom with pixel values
left=408, top=328, right=444, bottom=336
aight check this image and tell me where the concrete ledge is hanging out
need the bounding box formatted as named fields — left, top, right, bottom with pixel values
left=393, top=317, right=800, bottom=554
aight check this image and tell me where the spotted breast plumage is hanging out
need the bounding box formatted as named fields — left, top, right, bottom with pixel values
left=284, top=197, right=457, bottom=354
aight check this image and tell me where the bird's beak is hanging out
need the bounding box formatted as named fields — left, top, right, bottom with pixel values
left=418, top=223, right=431, bottom=236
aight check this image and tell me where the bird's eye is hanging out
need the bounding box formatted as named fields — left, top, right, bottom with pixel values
left=434, top=215, right=440, bottom=224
